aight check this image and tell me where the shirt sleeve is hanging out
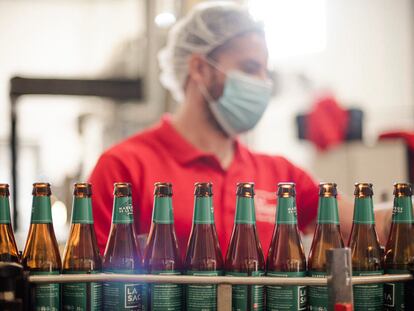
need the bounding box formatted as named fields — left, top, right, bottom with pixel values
left=88, top=152, right=132, bottom=255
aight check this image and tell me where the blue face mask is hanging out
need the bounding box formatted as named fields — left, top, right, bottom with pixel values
left=200, top=66, right=273, bottom=137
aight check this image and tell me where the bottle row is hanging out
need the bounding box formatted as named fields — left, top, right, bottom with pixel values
left=0, top=181, right=413, bottom=311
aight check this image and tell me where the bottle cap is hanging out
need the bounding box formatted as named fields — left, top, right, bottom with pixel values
left=393, top=182, right=412, bottom=197
left=73, top=183, right=92, bottom=197
left=0, top=184, right=10, bottom=197
left=354, top=183, right=373, bottom=198
left=32, top=183, right=51, bottom=196
left=319, top=182, right=338, bottom=197
left=194, top=182, right=213, bottom=197
left=277, top=182, right=296, bottom=198
left=113, top=182, right=132, bottom=197
left=236, top=182, right=255, bottom=198
left=154, top=182, right=173, bottom=197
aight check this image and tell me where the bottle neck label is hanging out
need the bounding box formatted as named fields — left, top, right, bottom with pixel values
left=152, top=197, right=174, bottom=224
left=112, top=196, right=134, bottom=224
left=353, top=197, right=375, bottom=224
left=31, top=196, right=52, bottom=224
left=276, top=197, right=298, bottom=225
left=193, top=197, right=214, bottom=224
left=72, top=198, right=94, bottom=224
left=392, top=196, right=413, bottom=224
left=235, top=197, right=256, bottom=224
left=0, top=197, right=11, bottom=224
left=317, top=197, right=340, bottom=224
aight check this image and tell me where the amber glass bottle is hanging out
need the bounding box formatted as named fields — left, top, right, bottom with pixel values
left=0, top=184, right=19, bottom=263
left=384, top=183, right=414, bottom=311
left=185, top=182, right=223, bottom=311
left=143, top=182, right=182, bottom=311
left=266, top=182, right=307, bottom=311
left=348, top=183, right=383, bottom=311
left=62, top=183, right=102, bottom=310
left=22, top=182, right=61, bottom=310
left=103, top=182, right=143, bottom=310
left=308, top=182, right=344, bottom=310
left=225, top=182, right=265, bottom=311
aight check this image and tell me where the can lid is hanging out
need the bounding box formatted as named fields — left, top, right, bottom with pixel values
left=277, top=182, right=296, bottom=198
left=194, top=182, right=213, bottom=197
left=319, top=182, right=337, bottom=197
left=73, top=182, right=92, bottom=197
left=393, top=182, right=412, bottom=197
left=32, top=183, right=51, bottom=196
left=154, top=182, right=173, bottom=197
left=113, top=182, right=132, bottom=197
left=354, top=183, right=373, bottom=198
left=0, top=184, right=10, bottom=197
left=236, top=182, right=255, bottom=198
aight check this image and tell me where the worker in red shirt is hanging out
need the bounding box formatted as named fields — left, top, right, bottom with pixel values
left=89, top=2, right=391, bottom=256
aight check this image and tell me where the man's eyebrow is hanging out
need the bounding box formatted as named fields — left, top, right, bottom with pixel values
left=239, top=59, right=262, bottom=68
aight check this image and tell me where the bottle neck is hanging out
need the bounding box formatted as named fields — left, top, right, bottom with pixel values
left=112, top=196, right=134, bottom=224
left=392, top=196, right=413, bottom=224
left=317, top=196, right=340, bottom=224
left=152, top=196, right=174, bottom=224
left=31, top=196, right=52, bottom=224
left=193, top=196, right=214, bottom=224
left=235, top=196, right=256, bottom=225
left=0, top=197, right=11, bottom=224
left=352, top=197, right=375, bottom=224
left=276, top=197, right=298, bottom=225
left=71, top=197, right=94, bottom=224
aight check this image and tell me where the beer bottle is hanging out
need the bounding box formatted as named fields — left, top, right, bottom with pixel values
left=266, top=182, right=307, bottom=311
left=62, top=183, right=102, bottom=310
left=103, top=182, right=143, bottom=310
left=0, top=184, right=19, bottom=263
left=21, top=183, right=61, bottom=310
left=225, top=182, right=265, bottom=311
left=185, top=182, right=223, bottom=311
left=143, top=182, right=182, bottom=311
left=384, top=183, right=414, bottom=310
left=348, top=183, right=383, bottom=311
left=308, top=183, right=344, bottom=310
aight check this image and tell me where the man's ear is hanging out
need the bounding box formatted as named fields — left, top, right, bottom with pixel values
left=188, top=54, right=211, bottom=84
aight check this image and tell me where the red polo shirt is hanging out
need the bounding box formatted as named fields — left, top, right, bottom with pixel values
left=89, top=115, right=319, bottom=257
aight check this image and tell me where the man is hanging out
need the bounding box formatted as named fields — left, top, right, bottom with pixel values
left=89, top=2, right=390, bottom=255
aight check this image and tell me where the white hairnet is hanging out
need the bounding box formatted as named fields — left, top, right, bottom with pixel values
left=158, top=1, right=263, bottom=103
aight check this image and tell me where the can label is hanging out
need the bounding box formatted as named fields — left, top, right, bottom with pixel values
left=308, top=271, right=328, bottom=311
left=384, top=269, right=408, bottom=311
left=0, top=197, right=11, bottom=224
left=31, top=196, right=53, bottom=224
left=226, top=271, right=264, bottom=311
left=266, top=271, right=307, bottom=311
left=62, top=271, right=101, bottom=311
left=186, top=270, right=222, bottom=311
left=31, top=271, right=60, bottom=311
left=145, top=270, right=182, bottom=311
left=103, top=270, right=144, bottom=310
left=353, top=270, right=384, bottom=311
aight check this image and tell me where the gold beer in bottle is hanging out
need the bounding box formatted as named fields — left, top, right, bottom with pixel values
left=266, top=183, right=307, bottom=311
left=308, top=183, right=344, bottom=310
left=384, top=183, right=414, bottom=310
left=62, top=183, right=102, bottom=310
left=0, top=184, right=19, bottom=263
left=22, top=183, right=61, bottom=310
left=348, top=183, right=383, bottom=311
left=225, top=182, right=265, bottom=311
left=103, top=183, right=143, bottom=310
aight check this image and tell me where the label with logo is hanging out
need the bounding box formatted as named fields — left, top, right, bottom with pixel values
left=31, top=271, right=60, bottom=311
left=186, top=270, right=222, bottom=311
left=103, top=270, right=144, bottom=310
left=152, top=197, right=174, bottom=224
left=112, top=197, right=134, bottom=224
left=308, top=271, right=328, bottom=311
left=266, top=271, right=307, bottom=311
left=384, top=269, right=408, bottom=311
left=145, top=270, right=182, bottom=311
left=353, top=270, right=384, bottom=311
left=392, top=196, right=413, bottom=224
left=226, top=271, right=264, bottom=311
left=31, top=196, right=53, bottom=224
left=0, top=197, right=11, bottom=224
left=276, top=197, right=298, bottom=225
left=62, top=270, right=101, bottom=311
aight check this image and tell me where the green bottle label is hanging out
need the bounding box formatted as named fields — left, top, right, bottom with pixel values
left=266, top=271, right=307, bottom=311
left=31, top=271, right=60, bottom=311
left=72, top=197, right=94, bottom=224
left=317, top=197, right=340, bottom=224
left=0, top=197, right=11, bottom=224
left=152, top=197, right=174, bottom=224
left=308, top=271, right=328, bottom=311
left=225, top=271, right=264, bottom=311
left=353, top=197, right=375, bottom=224
left=276, top=197, right=298, bottom=224
left=145, top=270, right=182, bottom=311
left=63, top=270, right=101, bottom=310
left=103, top=269, right=144, bottom=311
left=186, top=270, right=222, bottom=311
left=31, top=196, right=53, bottom=224
left=112, top=197, right=134, bottom=224
left=193, top=197, right=214, bottom=224
left=384, top=269, right=408, bottom=311
left=392, top=196, right=413, bottom=224
left=353, top=270, right=384, bottom=311
left=235, top=197, right=256, bottom=224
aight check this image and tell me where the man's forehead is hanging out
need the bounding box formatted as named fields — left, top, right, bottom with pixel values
left=222, top=32, right=268, bottom=61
